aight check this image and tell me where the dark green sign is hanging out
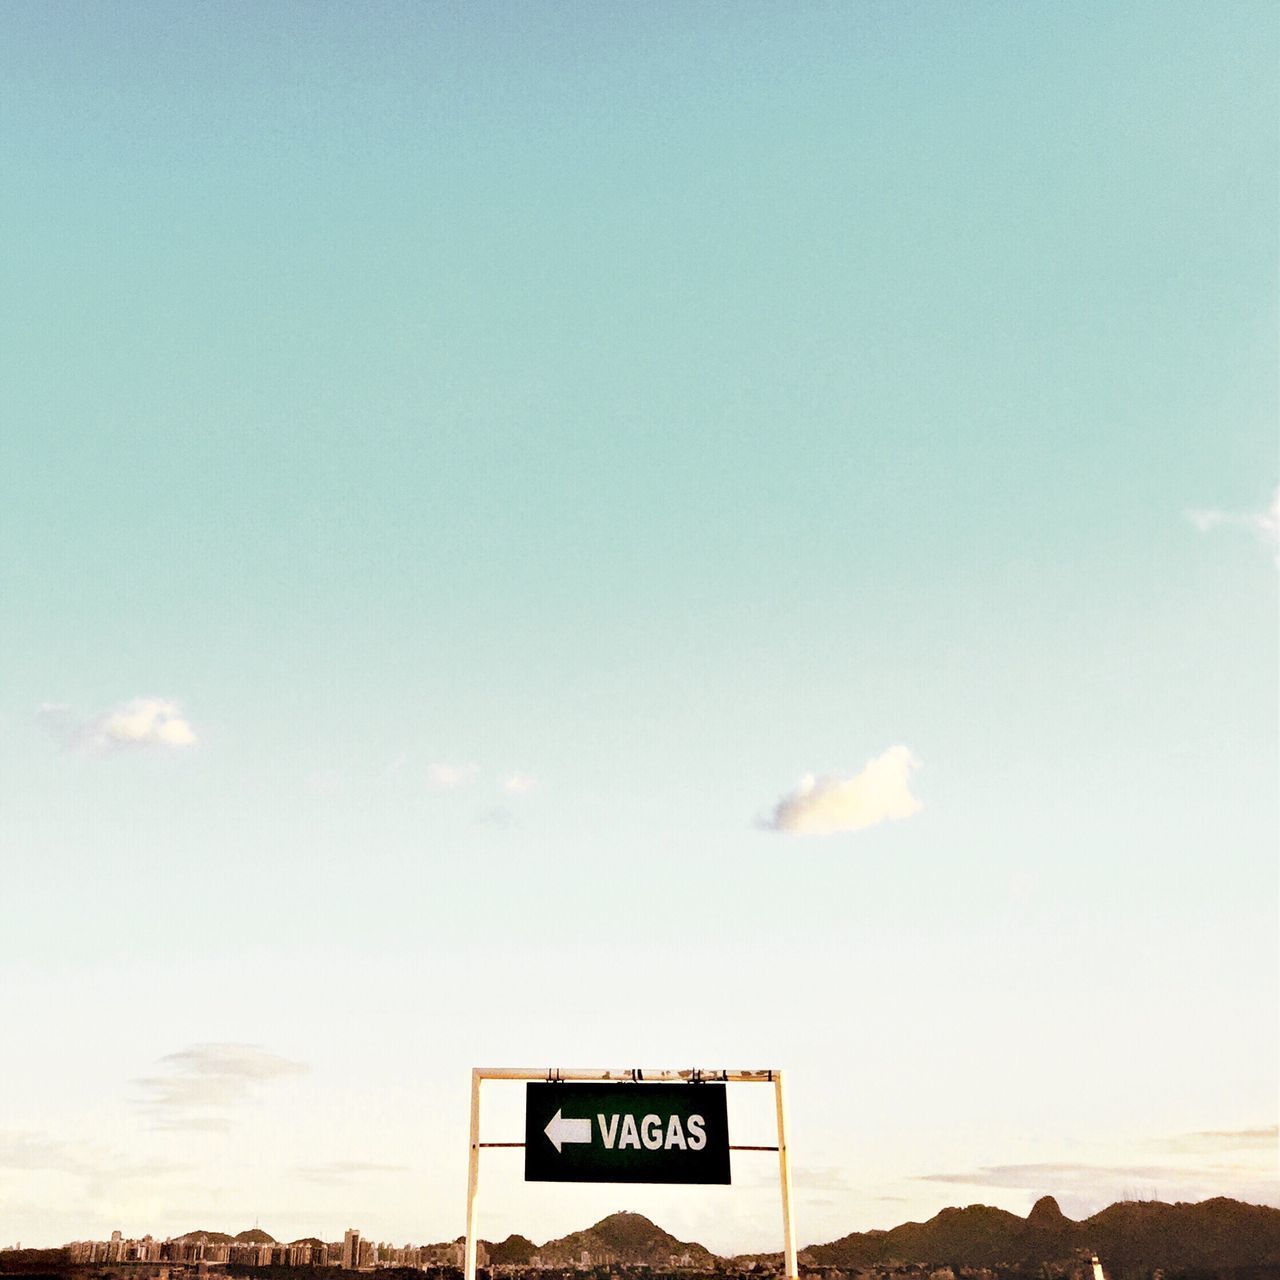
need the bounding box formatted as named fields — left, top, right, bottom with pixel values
left=524, top=1082, right=730, bottom=1184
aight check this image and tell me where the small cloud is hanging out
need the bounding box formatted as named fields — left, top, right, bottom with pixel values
left=40, top=697, right=198, bottom=754
left=425, top=762, right=477, bottom=791
left=915, top=1157, right=1280, bottom=1209
left=917, top=1162, right=1177, bottom=1188
left=1187, top=485, right=1280, bottom=560
left=502, top=772, right=537, bottom=795
left=135, top=1043, right=308, bottom=1131
left=158, top=1043, right=307, bottom=1081
left=0, top=1131, right=188, bottom=1185
left=0, top=1131, right=85, bottom=1173
left=1156, top=1126, right=1278, bottom=1154
left=761, top=745, right=922, bottom=836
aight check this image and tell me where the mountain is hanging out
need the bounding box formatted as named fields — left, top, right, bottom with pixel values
left=175, top=1230, right=276, bottom=1246
left=886, top=1204, right=1030, bottom=1266
left=806, top=1204, right=1028, bottom=1268
left=804, top=1196, right=1280, bottom=1269
left=1026, top=1195, right=1070, bottom=1231
left=1085, top=1197, right=1280, bottom=1270
left=531, top=1212, right=716, bottom=1268
left=487, top=1235, right=537, bottom=1266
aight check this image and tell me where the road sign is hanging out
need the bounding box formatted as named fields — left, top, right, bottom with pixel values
left=524, top=1082, right=731, bottom=1184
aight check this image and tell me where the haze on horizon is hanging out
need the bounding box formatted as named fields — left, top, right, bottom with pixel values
left=1, top=0, right=1276, bottom=1257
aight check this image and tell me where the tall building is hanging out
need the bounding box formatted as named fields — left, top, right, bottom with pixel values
left=342, top=1229, right=361, bottom=1270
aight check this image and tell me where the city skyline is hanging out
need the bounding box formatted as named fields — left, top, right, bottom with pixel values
left=23, top=1189, right=1280, bottom=1274
left=2, top=0, right=1276, bottom=1259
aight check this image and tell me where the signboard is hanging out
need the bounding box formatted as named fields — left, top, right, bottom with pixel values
left=524, top=1082, right=731, bottom=1184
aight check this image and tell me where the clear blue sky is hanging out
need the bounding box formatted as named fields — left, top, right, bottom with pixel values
left=1, top=0, right=1276, bottom=1254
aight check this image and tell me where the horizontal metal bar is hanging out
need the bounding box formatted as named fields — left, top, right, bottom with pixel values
left=477, top=1141, right=777, bottom=1151
left=472, top=1067, right=779, bottom=1083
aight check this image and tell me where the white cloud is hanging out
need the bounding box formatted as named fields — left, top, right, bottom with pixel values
left=1188, top=485, right=1280, bottom=560
left=99, top=698, right=196, bottom=747
left=40, top=697, right=198, bottom=754
left=135, top=1043, right=308, bottom=1131
left=502, top=772, right=537, bottom=795
left=0, top=1132, right=85, bottom=1173
left=1155, top=1125, right=1279, bottom=1154
left=916, top=1156, right=1280, bottom=1211
left=0, top=1130, right=189, bottom=1192
left=425, top=762, right=477, bottom=791
left=762, top=745, right=922, bottom=835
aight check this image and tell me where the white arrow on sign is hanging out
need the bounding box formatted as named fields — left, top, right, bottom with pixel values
left=544, top=1108, right=592, bottom=1153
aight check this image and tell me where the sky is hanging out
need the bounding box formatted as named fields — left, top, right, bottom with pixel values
left=1, top=0, right=1277, bottom=1257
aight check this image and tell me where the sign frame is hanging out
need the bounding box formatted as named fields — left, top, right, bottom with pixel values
left=524, top=1080, right=731, bottom=1184
left=463, top=1067, right=798, bottom=1280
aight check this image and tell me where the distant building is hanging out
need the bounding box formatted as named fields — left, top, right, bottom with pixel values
left=342, top=1229, right=362, bottom=1270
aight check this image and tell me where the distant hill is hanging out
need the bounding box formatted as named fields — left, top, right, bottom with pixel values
left=529, top=1212, right=716, bottom=1268
left=487, top=1235, right=537, bottom=1266
left=1086, top=1197, right=1280, bottom=1270
left=1026, top=1194, right=1071, bottom=1231
left=803, top=1196, right=1280, bottom=1269
left=0, top=1247, right=70, bottom=1276
left=173, top=1229, right=275, bottom=1246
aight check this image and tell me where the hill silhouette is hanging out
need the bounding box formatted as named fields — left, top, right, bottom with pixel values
left=486, top=1235, right=536, bottom=1266
left=232, top=1231, right=276, bottom=1246
left=529, top=1212, right=715, bottom=1268
left=173, top=1230, right=276, bottom=1247
left=1085, top=1197, right=1280, bottom=1270
left=803, top=1196, right=1280, bottom=1269
left=1026, top=1195, right=1070, bottom=1231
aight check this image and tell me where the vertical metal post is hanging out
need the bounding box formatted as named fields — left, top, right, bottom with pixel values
left=464, top=1069, right=481, bottom=1280
left=773, top=1070, right=798, bottom=1280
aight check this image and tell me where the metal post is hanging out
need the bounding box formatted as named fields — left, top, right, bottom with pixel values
left=774, top=1070, right=798, bottom=1280
left=464, top=1069, right=481, bottom=1280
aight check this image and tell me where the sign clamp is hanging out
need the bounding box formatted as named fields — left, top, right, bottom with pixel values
left=464, top=1067, right=798, bottom=1280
